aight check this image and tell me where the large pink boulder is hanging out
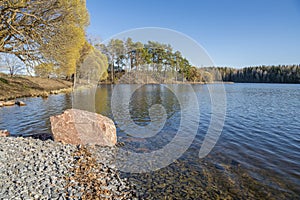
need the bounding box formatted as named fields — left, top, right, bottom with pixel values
left=50, top=109, right=117, bottom=146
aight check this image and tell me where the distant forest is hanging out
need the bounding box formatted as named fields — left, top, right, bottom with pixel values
left=207, top=65, right=300, bottom=83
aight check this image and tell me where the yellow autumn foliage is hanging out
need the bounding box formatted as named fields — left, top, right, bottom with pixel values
left=39, top=0, right=89, bottom=77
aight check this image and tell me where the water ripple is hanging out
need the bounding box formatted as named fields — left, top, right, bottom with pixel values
left=0, top=84, right=299, bottom=196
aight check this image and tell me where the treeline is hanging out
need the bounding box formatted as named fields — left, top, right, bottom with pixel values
left=1, top=0, right=298, bottom=85
left=206, top=65, right=300, bottom=83
left=97, top=38, right=300, bottom=84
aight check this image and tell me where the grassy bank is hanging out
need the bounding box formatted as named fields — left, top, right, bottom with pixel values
left=0, top=73, right=73, bottom=101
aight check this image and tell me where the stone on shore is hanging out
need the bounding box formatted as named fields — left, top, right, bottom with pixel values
left=40, top=91, right=49, bottom=98
left=0, top=130, right=10, bottom=137
left=50, top=109, right=117, bottom=146
left=0, top=101, right=3, bottom=107
left=3, top=101, right=15, bottom=106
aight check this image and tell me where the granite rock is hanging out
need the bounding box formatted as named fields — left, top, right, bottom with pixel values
left=50, top=109, right=117, bottom=146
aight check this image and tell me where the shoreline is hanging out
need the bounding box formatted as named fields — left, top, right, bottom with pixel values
left=0, top=80, right=235, bottom=103
left=98, top=81, right=235, bottom=85
left=0, top=87, right=73, bottom=101
left=0, top=81, right=235, bottom=102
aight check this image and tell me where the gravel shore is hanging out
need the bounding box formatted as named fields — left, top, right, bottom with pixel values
left=0, top=137, right=138, bottom=199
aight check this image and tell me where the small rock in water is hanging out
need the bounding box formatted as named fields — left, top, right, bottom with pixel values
left=15, top=101, right=26, bottom=106
left=116, top=142, right=125, bottom=147
left=231, top=159, right=240, bottom=167
left=214, top=163, right=225, bottom=171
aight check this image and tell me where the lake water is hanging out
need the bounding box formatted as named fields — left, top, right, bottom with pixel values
left=0, top=83, right=299, bottom=199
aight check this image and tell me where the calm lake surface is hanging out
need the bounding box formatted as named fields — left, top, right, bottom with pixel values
left=0, top=83, right=299, bottom=199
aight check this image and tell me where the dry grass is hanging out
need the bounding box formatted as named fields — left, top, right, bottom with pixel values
left=0, top=73, right=72, bottom=100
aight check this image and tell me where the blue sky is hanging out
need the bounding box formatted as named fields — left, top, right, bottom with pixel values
left=86, top=0, right=300, bottom=68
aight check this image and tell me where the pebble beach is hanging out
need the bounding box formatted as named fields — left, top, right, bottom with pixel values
left=0, top=137, right=138, bottom=200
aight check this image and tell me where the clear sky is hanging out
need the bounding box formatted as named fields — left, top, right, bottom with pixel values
left=86, top=0, right=300, bottom=68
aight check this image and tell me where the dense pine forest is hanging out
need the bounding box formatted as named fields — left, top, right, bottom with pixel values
left=206, top=65, right=300, bottom=83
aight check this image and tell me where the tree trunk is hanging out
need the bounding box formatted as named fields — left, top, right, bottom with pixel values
left=111, top=62, right=114, bottom=84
